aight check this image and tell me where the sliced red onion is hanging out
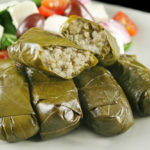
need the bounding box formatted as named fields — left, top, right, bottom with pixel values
left=64, top=0, right=94, bottom=21
left=100, top=19, right=131, bottom=44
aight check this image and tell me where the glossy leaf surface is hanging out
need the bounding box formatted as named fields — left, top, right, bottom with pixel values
left=109, top=55, right=150, bottom=116
left=8, top=28, right=97, bottom=79
left=75, top=66, right=134, bottom=136
left=0, top=59, right=39, bottom=142
left=26, top=68, right=83, bottom=140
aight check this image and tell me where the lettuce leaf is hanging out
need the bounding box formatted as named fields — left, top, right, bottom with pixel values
left=1, top=33, right=17, bottom=50
left=0, top=9, right=17, bottom=49
left=0, top=11, right=16, bottom=34
left=124, top=38, right=134, bottom=51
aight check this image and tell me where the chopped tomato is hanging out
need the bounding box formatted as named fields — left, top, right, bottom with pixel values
left=0, top=50, right=9, bottom=60
left=113, top=11, right=138, bottom=36
left=38, top=5, right=55, bottom=17
left=41, top=0, right=68, bottom=15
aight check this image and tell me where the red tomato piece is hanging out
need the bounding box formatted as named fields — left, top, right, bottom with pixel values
left=38, top=5, right=55, bottom=17
left=113, top=11, right=138, bottom=36
left=0, top=50, right=9, bottom=60
left=41, top=0, right=68, bottom=15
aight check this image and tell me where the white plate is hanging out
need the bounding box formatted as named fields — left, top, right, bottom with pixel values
left=0, top=1, right=150, bottom=150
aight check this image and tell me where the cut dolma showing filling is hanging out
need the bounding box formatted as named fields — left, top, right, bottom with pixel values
left=26, top=67, right=83, bottom=140
left=109, top=55, right=150, bottom=116
left=8, top=28, right=98, bottom=79
left=0, top=59, right=39, bottom=142
left=74, top=66, right=134, bottom=136
left=61, top=15, right=120, bottom=66
left=39, top=46, right=96, bottom=79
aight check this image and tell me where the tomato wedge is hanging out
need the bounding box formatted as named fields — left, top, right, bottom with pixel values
left=0, top=50, right=9, bottom=60
left=113, top=11, right=138, bottom=36
left=41, top=0, right=68, bottom=15
left=38, top=5, right=55, bottom=17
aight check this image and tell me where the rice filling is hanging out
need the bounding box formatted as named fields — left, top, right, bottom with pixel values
left=61, top=18, right=112, bottom=57
left=41, top=46, right=95, bottom=79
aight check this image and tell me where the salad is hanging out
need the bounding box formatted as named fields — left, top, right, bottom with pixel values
left=0, top=0, right=138, bottom=59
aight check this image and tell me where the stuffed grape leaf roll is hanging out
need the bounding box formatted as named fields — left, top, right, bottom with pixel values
left=26, top=68, right=83, bottom=140
left=61, top=15, right=121, bottom=66
left=109, top=55, right=150, bottom=116
left=8, top=28, right=98, bottom=79
left=0, top=59, right=39, bottom=142
left=74, top=66, right=134, bottom=136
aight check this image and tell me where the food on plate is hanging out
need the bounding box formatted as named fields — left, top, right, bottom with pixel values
left=109, top=55, right=150, bottom=116
left=113, top=11, right=138, bottom=36
left=64, top=0, right=94, bottom=21
left=61, top=15, right=121, bottom=66
left=8, top=1, right=39, bottom=28
left=16, top=13, right=45, bottom=37
left=44, top=15, right=68, bottom=35
left=74, top=66, right=134, bottom=136
left=8, top=28, right=98, bottom=79
left=0, top=59, right=39, bottom=142
left=26, top=67, right=83, bottom=140
left=0, top=0, right=143, bottom=143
